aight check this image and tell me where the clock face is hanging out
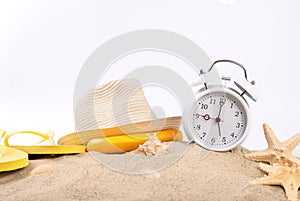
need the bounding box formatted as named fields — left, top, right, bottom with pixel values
left=188, top=89, right=250, bottom=151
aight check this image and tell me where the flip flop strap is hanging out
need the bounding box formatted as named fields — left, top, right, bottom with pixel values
left=0, top=129, right=6, bottom=141
left=0, top=129, right=5, bottom=157
left=3, top=130, right=56, bottom=146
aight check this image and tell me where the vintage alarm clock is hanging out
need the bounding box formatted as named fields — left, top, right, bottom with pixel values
left=183, top=60, right=258, bottom=151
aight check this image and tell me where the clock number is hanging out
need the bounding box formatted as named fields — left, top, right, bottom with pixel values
left=201, top=104, right=208, bottom=110
left=201, top=132, right=207, bottom=139
left=222, top=137, right=226, bottom=143
left=236, top=123, right=241, bottom=128
left=219, top=98, right=226, bottom=106
left=211, top=138, right=216, bottom=143
left=234, top=111, right=239, bottom=117
left=196, top=124, right=201, bottom=130
left=209, top=99, right=216, bottom=105
left=230, top=133, right=236, bottom=138
left=230, top=103, right=234, bottom=108
left=195, top=113, right=200, bottom=118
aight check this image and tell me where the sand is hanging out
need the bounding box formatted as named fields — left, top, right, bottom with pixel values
left=0, top=144, right=287, bottom=201
left=89, top=142, right=189, bottom=174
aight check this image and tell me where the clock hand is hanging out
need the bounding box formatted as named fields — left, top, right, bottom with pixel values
left=217, top=121, right=222, bottom=137
left=198, top=114, right=212, bottom=121
left=197, top=114, right=224, bottom=122
left=217, top=101, right=223, bottom=118
left=216, top=99, right=225, bottom=137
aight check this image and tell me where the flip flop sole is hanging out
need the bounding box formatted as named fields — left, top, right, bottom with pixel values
left=8, top=145, right=86, bottom=155
left=0, top=146, right=29, bottom=172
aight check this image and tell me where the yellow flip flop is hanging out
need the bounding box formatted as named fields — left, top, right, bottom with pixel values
left=2, top=130, right=86, bottom=154
left=0, top=130, right=29, bottom=172
left=0, top=145, right=29, bottom=172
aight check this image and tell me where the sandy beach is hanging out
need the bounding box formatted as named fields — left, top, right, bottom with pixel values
left=0, top=143, right=287, bottom=201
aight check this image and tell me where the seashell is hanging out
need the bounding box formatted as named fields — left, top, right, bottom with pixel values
left=137, top=133, right=169, bottom=156
left=30, top=165, right=54, bottom=175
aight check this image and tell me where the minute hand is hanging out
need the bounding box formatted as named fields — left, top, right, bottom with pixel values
left=216, top=100, right=225, bottom=137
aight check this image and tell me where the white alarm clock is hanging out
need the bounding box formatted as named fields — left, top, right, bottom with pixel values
left=183, top=60, right=258, bottom=151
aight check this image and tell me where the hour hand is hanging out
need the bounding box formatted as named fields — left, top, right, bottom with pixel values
left=197, top=114, right=224, bottom=122
left=198, top=114, right=211, bottom=121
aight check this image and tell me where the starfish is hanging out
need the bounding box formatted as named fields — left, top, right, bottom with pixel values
left=244, top=123, right=300, bottom=166
left=252, top=162, right=300, bottom=201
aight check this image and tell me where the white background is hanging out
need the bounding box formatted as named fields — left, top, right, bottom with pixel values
left=0, top=0, right=300, bottom=150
